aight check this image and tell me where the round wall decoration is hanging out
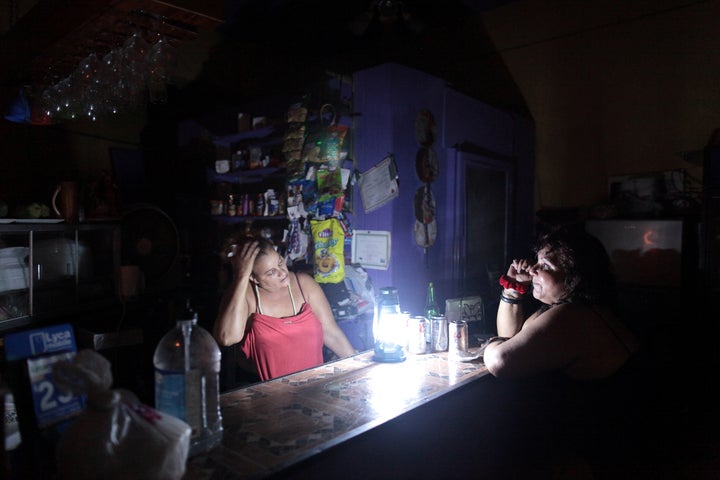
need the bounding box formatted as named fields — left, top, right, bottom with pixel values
left=413, top=108, right=439, bottom=257
left=414, top=109, right=437, bottom=147
left=415, top=147, right=438, bottom=183
left=414, top=219, right=437, bottom=248
left=414, top=184, right=436, bottom=224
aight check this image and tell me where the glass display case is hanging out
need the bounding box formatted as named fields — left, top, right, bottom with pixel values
left=0, top=222, right=120, bottom=331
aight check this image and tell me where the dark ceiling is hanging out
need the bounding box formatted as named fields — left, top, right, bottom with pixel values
left=0, top=0, right=528, bottom=120
left=179, top=0, right=528, bottom=115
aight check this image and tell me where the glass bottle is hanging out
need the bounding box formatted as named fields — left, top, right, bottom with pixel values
left=154, top=301, right=223, bottom=456
left=424, top=281, right=439, bottom=343
left=1, top=376, right=22, bottom=479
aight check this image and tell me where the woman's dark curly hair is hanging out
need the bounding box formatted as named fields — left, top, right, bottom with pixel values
left=533, top=226, right=618, bottom=309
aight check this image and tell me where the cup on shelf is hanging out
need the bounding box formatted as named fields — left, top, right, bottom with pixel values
left=215, top=160, right=230, bottom=174
left=51, top=181, right=79, bottom=223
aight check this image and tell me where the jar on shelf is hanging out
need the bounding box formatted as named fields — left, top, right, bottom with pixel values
left=226, top=194, right=237, bottom=217
left=248, top=147, right=263, bottom=169
left=209, top=200, right=224, bottom=216
left=231, top=150, right=245, bottom=171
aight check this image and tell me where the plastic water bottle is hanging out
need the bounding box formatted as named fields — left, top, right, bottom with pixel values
left=154, top=302, right=223, bottom=456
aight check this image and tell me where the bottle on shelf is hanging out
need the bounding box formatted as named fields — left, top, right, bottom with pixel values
left=255, top=193, right=265, bottom=216
left=226, top=194, right=237, bottom=217
left=265, top=189, right=277, bottom=216
left=1, top=375, right=22, bottom=479
left=153, top=301, right=223, bottom=456
left=424, top=281, right=439, bottom=344
left=231, top=149, right=244, bottom=171
left=242, top=193, right=250, bottom=216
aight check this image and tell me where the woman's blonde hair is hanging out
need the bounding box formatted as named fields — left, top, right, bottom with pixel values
left=219, top=233, right=276, bottom=264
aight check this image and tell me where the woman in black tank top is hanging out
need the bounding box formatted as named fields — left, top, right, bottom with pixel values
left=479, top=226, right=674, bottom=472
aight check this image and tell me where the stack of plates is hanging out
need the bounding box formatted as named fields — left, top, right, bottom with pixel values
left=0, top=247, right=30, bottom=292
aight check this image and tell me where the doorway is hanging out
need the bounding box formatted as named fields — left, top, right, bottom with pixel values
left=447, top=147, right=515, bottom=297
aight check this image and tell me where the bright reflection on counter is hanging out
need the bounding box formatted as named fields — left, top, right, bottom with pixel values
left=365, top=357, right=428, bottom=417
left=189, top=350, right=489, bottom=479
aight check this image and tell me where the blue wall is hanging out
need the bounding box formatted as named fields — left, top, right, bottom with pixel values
left=351, top=63, right=534, bottom=315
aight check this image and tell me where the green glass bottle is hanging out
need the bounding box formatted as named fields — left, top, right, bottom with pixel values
left=424, top=282, right=438, bottom=343
left=424, top=281, right=438, bottom=318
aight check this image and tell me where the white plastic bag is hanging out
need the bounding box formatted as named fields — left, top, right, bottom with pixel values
left=344, top=263, right=375, bottom=315
left=53, top=349, right=191, bottom=480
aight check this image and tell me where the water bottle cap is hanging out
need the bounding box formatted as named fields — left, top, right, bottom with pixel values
left=178, top=299, right=198, bottom=322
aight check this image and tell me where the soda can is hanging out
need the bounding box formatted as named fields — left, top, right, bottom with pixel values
left=430, top=315, right=448, bottom=352
left=407, top=316, right=427, bottom=354
left=448, top=320, right=469, bottom=359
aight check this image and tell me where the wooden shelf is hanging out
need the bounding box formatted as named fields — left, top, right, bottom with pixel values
left=212, top=125, right=279, bottom=148
left=210, top=215, right=287, bottom=224
left=206, top=167, right=285, bottom=185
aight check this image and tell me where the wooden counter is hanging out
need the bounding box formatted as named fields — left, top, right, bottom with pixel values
left=185, top=348, right=488, bottom=479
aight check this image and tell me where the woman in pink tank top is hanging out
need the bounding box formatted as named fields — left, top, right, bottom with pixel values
left=213, top=236, right=356, bottom=381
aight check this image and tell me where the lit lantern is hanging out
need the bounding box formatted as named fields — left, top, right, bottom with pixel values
left=373, top=286, right=407, bottom=362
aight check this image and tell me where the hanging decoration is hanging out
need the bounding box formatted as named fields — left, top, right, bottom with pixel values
left=413, top=109, right=439, bottom=259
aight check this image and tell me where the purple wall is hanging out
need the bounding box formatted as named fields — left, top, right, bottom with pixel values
left=351, top=63, right=534, bottom=315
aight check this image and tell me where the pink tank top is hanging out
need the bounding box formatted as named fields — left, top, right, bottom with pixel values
left=240, top=276, right=324, bottom=381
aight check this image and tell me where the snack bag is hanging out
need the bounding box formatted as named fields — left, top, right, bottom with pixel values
left=284, top=98, right=309, bottom=176
left=321, top=124, right=348, bottom=169
left=316, top=168, right=343, bottom=195
left=311, top=218, right=345, bottom=283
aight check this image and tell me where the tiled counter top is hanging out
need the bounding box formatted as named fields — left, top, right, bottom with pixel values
left=185, top=349, right=488, bottom=479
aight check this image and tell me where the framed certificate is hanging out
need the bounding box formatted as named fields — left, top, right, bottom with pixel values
left=358, top=155, right=398, bottom=213
left=351, top=230, right=391, bottom=270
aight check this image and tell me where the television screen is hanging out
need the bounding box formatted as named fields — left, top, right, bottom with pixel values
left=585, top=220, right=683, bottom=287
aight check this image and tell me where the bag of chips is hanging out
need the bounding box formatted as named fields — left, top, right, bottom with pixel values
left=310, top=218, right=345, bottom=283
left=321, top=124, right=347, bottom=169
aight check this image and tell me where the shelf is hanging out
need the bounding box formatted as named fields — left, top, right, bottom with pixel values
left=206, top=167, right=285, bottom=185
left=210, top=114, right=354, bottom=148
left=212, top=125, right=279, bottom=148
left=0, top=222, right=119, bottom=233
left=211, top=215, right=287, bottom=224
left=0, top=223, right=119, bottom=331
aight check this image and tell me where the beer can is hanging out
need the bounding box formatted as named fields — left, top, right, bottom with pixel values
left=430, top=315, right=448, bottom=352
left=448, top=320, right=469, bottom=359
left=407, top=316, right=427, bottom=354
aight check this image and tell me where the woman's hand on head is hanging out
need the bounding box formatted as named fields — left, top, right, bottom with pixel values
left=507, top=258, right=533, bottom=283
left=230, top=240, right=261, bottom=280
